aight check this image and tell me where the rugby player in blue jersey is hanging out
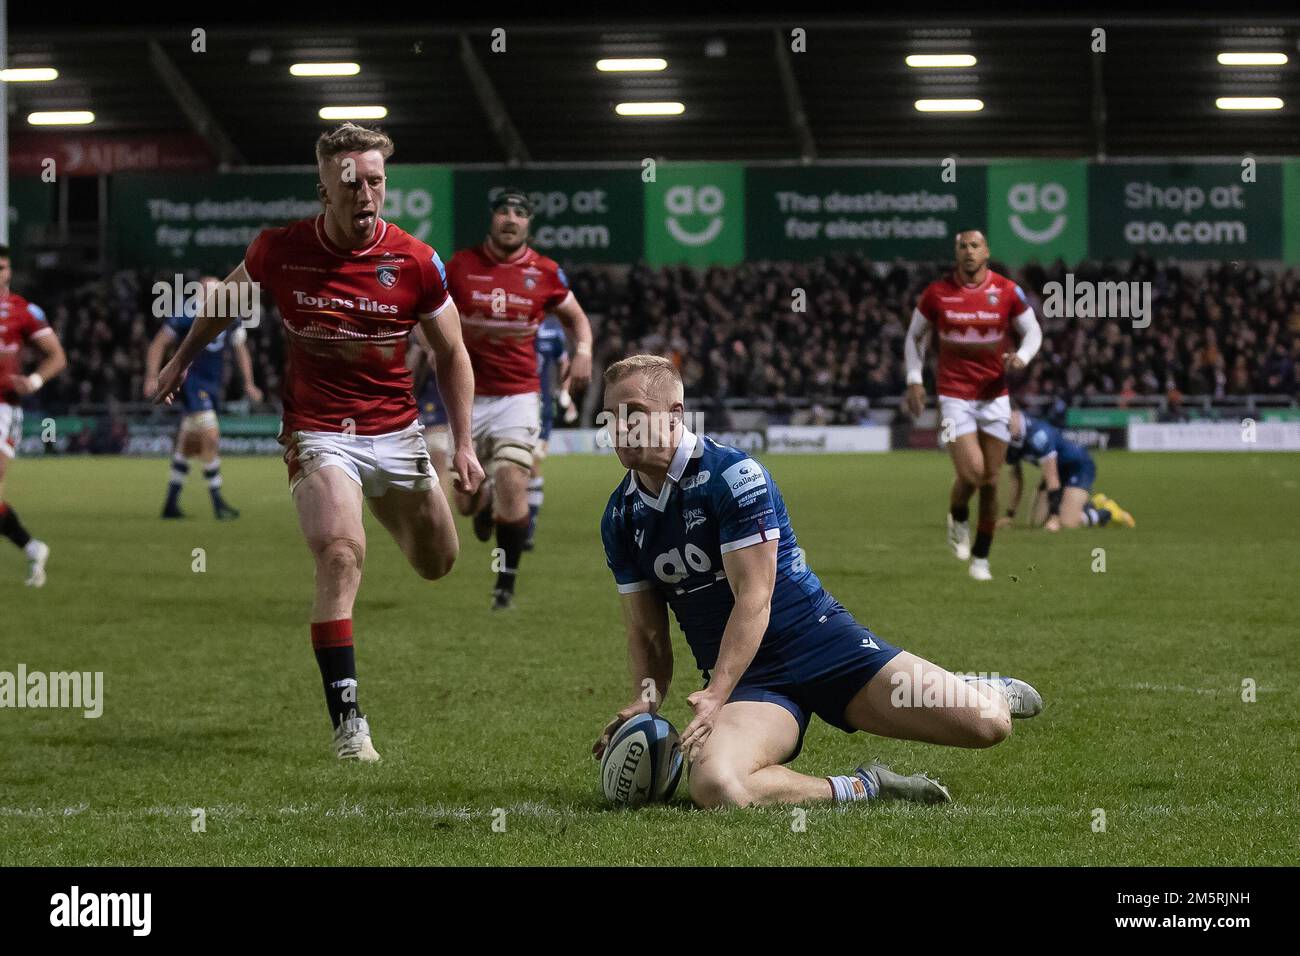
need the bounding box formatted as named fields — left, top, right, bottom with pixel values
left=592, top=355, right=1043, bottom=808
left=524, top=316, right=570, bottom=551
left=1001, top=409, right=1135, bottom=532
left=145, top=276, right=262, bottom=520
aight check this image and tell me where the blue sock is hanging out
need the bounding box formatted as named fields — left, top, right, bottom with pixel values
left=828, top=770, right=879, bottom=802
left=525, top=477, right=543, bottom=540
left=165, top=456, right=189, bottom=509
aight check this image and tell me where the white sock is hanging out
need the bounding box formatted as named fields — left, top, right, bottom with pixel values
left=24, top=539, right=44, bottom=560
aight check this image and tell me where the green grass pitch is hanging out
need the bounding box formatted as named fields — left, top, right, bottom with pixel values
left=1, top=450, right=1297, bottom=866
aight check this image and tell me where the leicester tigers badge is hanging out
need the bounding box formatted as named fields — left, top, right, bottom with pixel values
left=376, top=263, right=400, bottom=289
left=985, top=286, right=1000, bottom=306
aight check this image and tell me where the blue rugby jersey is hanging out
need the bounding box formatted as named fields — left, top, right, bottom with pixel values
left=1007, top=415, right=1092, bottom=476
left=601, top=431, right=838, bottom=677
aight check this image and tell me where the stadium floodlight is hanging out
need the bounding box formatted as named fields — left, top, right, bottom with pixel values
left=1215, top=97, right=1283, bottom=110
left=1217, top=52, right=1288, bottom=66
left=2, top=67, right=59, bottom=82
left=597, top=58, right=668, bottom=72
left=914, top=99, right=984, bottom=112
left=906, top=54, right=977, bottom=68
left=615, top=101, right=685, bottom=116
left=319, top=105, right=388, bottom=119
left=27, top=110, right=94, bottom=125
left=291, top=63, right=361, bottom=77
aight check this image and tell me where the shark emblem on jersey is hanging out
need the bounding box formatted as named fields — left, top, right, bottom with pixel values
left=684, top=508, right=707, bottom=532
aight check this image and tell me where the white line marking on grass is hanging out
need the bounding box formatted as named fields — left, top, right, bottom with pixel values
left=1125, top=682, right=1279, bottom=695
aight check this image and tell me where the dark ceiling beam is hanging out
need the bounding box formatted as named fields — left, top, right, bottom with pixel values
left=147, top=39, right=245, bottom=168
left=457, top=32, right=530, bottom=166
left=773, top=28, right=816, bottom=163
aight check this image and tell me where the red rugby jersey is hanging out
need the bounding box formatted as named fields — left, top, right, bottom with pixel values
left=0, top=293, right=53, bottom=407
left=445, top=243, right=571, bottom=396
left=243, top=216, right=452, bottom=435
left=915, top=271, right=1031, bottom=401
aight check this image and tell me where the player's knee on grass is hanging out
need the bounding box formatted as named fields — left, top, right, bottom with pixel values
left=688, top=765, right=752, bottom=809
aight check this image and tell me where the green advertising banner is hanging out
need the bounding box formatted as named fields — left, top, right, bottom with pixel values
left=644, top=162, right=745, bottom=266
left=1089, top=163, right=1282, bottom=260
left=111, top=172, right=319, bottom=270
left=382, top=164, right=454, bottom=254
left=1283, top=159, right=1300, bottom=264
left=986, top=161, right=1088, bottom=266
left=453, top=169, right=642, bottom=263
left=8, top=177, right=55, bottom=253
left=745, top=165, right=987, bottom=260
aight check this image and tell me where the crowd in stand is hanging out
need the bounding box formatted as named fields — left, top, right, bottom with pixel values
left=17, top=254, right=1300, bottom=418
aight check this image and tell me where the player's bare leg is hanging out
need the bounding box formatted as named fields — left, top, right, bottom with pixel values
left=488, top=458, right=530, bottom=610
left=366, top=484, right=459, bottom=581
left=967, top=431, right=1006, bottom=580
left=293, top=466, right=378, bottom=762
left=0, top=454, right=49, bottom=587
left=1031, top=486, right=1049, bottom=527
left=687, top=699, right=952, bottom=808
left=946, top=432, right=983, bottom=561
left=1058, top=487, right=1089, bottom=529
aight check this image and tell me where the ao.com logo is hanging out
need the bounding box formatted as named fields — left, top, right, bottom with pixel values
left=1007, top=181, right=1069, bottom=244
left=664, top=185, right=726, bottom=246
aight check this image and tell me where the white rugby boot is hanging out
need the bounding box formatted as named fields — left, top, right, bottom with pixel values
left=968, top=557, right=992, bottom=581
left=24, top=540, right=49, bottom=588
left=859, top=762, right=952, bottom=804
left=334, top=714, right=381, bottom=762
left=959, top=675, right=1044, bottom=718
left=947, top=515, right=971, bottom=560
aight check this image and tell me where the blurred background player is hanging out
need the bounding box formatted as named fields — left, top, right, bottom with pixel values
left=152, top=124, right=483, bottom=762
left=525, top=314, right=572, bottom=551
left=904, top=230, right=1041, bottom=582
left=0, top=246, right=66, bottom=587
left=144, top=275, right=262, bottom=520
left=1000, top=408, right=1135, bottom=531
left=447, top=188, right=593, bottom=610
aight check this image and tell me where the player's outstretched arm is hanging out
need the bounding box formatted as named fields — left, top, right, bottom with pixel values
left=1040, top=456, right=1064, bottom=531
left=903, top=308, right=930, bottom=416
left=593, top=589, right=672, bottom=759
left=143, top=325, right=175, bottom=397
left=418, top=300, right=483, bottom=495
left=151, top=264, right=253, bottom=404
left=232, top=329, right=263, bottom=404
left=999, top=461, right=1025, bottom=529
left=681, top=540, right=776, bottom=756
left=553, top=293, right=593, bottom=393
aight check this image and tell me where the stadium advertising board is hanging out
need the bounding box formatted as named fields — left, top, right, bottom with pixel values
left=643, top=162, right=746, bottom=266
left=986, top=161, right=1088, bottom=266
left=453, top=169, right=642, bottom=263
left=1128, top=421, right=1300, bottom=451
left=745, top=165, right=987, bottom=261
left=1089, top=162, right=1283, bottom=260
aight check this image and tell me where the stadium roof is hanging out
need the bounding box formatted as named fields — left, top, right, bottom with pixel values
left=9, top=3, right=1300, bottom=166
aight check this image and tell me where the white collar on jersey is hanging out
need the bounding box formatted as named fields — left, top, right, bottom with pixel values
left=624, top=428, right=698, bottom=513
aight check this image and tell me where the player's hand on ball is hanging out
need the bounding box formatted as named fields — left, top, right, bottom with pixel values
left=151, top=360, right=188, bottom=405
left=996, top=515, right=1015, bottom=530
left=592, top=700, right=652, bottom=760
left=904, top=383, right=926, bottom=418
left=680, top=688, right=723, bottom=758
left=1003, top=352, right=1026, bottom=372
left=1044, top=516, right=1061, bottom=532
left=451, top=445, right=485, bottom=495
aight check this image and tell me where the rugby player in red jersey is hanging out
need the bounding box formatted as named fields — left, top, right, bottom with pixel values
left=903, top=231, right=1041, bottom=582
left=0, top=246, right=66, bottom=587
left=152, top=124, right=484, bottom=762
left=446, top=189, right=593, bottom=611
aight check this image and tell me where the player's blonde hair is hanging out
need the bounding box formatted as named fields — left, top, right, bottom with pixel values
left=315, top=123, right=394, bottom=170
left=604, top=354, right=684, bottom=404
